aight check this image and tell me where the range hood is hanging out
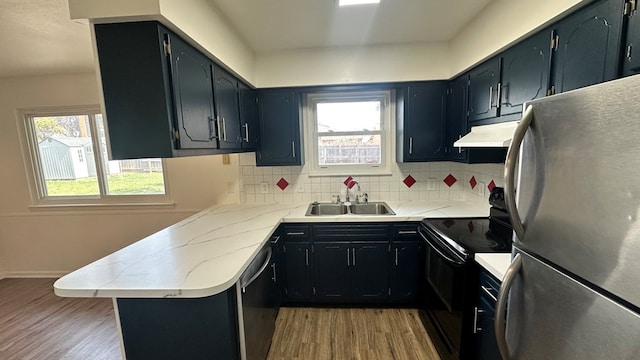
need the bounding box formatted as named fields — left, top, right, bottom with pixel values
left=453, top=121, right=519, bottom=148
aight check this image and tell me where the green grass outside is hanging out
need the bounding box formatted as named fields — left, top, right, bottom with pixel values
left=45, top=172, right=165, bottom=196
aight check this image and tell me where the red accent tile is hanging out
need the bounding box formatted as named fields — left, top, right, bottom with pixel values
left=443, top=174, right=457, bottom=187
left=469, top=176, right=477, bottom=189
left=347, top=180, right=357, bottom=189
left=343, top=176, right=353, bottom=186
left=488, top=180, right=496, bottom=192
left=403, top=175, right=416, bottom=188
left=442, top=219, right=455, bottom=228
left=276, top=178, right=289, bottom=191
left=467, top=221, right=474, bottom=233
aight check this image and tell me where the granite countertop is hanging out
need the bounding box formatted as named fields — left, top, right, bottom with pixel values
left=54, top=199, right=489, bottom=299
left=475, top=253, right=513, bottom=281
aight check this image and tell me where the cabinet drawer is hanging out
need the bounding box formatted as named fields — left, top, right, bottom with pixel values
left=313, top=224, right=390, bottom=241
left=392, top=223, right=419, bottom=241
left=479, top=270, right=500, bottom=303
left=282, top=225, right=310, bottom=240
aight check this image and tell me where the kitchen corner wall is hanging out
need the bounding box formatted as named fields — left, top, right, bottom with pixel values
left=238, top=153, right=504, bottom=204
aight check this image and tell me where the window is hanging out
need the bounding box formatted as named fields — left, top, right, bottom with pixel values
left=305, top=91, right=392, bottom=175
left=21, top=107, right=167, bottom=202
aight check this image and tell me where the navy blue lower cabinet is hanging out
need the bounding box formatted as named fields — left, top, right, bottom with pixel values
left=474, top=270, right=502, bottom=360
left=314, top=242, right=352, bottom=301
left=116, top=289, right=239, bottom=360
left=352, top=243, right=390, bottom=301
left=390, top=241, right=420, bottom=303
left=282, top=242, right=314, bottom=302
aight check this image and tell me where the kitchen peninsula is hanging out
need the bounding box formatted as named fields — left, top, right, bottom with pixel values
left=54, top=199, right=491, bottom=359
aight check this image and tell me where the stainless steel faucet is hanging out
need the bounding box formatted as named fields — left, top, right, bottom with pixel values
left=345, top=180, right=360, bottom=203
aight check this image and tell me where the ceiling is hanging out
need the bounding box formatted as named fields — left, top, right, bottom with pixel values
left=208, top=0, right=493, bottom=52
left=0, top=0, right=94, bottom=78
left=0, top=0, right=493, bottom=78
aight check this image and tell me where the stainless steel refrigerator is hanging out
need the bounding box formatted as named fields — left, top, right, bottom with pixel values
left=496, top=75, right=640, bottom=359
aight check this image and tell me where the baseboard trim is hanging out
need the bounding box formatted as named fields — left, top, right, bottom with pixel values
left=1, top=271, right=67, bottom=279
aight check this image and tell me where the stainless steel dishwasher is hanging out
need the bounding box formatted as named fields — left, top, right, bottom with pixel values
left=236, top=241, right=278, bottom=360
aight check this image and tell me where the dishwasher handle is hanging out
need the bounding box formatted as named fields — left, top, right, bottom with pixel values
left=241, top=247, right=273, bottom=293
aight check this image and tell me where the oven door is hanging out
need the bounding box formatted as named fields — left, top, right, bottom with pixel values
left=419, top=223, right=471, bottom=360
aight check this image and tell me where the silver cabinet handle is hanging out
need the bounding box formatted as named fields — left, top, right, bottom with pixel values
left=221, top=117, right=227, bottom=142
left=409, top=137, right=413, bottom=155
left=292, top=141, right=296, bottom=158
left=489, top=86, right=494, bottom=109
left=481, top=285, right=498, bottom=302
left=208, top=117, right=217, bottom=140
left=347, top=248, right=350, bottom=266
left=397, top=230, right=417, bottom=235
left=505, top=105, right=533, bottom=241
left=271, top=263, right=277, bottom=283
left=395, top=248, right=399, bottom=266
left=497, top=82, right=502, bottom=107
left=243, top=123, right=250, bottom=142
left=286, top=232, right=305, bottom=236
left=473, top=306, right=485, bottom=334
left=215, top=117, right=222, bottom=142
left=495, top=253, right=523, bottom=360
left=305, top=248, right=309, bottom=266
left=458, top=135, right=463, bottom=154
left=352, top=248, right=356, bottom=266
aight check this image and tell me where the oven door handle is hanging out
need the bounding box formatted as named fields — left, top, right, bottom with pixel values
left=419, top=228, right=465, bottom=265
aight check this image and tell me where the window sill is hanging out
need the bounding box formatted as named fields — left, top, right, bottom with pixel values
left=28, top=201, right=176, bottom=211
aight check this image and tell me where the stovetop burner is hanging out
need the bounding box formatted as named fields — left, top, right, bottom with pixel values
left=422, top=217, right=512, bottom=256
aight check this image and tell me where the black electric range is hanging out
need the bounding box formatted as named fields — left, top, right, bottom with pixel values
left=417, top=187, right=513, bottom=360
left=421, top=187, right=513, bottom=260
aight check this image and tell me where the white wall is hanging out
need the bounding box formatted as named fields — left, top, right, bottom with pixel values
left=449, top=0, right=586, bottom=76
left=0, top=73, right=238, bottom=276
left=255, top=42, right=450, bottom=88
left=68, top=0, right=255, bottom=85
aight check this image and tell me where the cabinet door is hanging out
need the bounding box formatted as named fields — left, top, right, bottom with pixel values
left=169, top=34, right=218, bottom=149
left=314, top=242, right=351, bottom=301
left=282, top=242, right=313, bottom=301
left=238, top=82, right=259, bottom=150
left=500, top=29, right=552, bottom=116
left=468, top=58, right=500, bottom=122
left=622, top=4, right=640, bottom=76
left=256, top=90, right=302, bottom=166
left=352, top=243, right=389, bottom=301
left=445, top=75, right=469, bottom=161
left=551, top=0, right=624, bottom=93
left=213, top=67, right=242, bottom=149
left=391, top=241, right=420, bottom=302
left=397, top=82, right=447, bottom=162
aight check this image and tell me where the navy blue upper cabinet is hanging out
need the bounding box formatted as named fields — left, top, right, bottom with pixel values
left=256, top=89, right=303, bottom=166
left=550, top=0, right=625, bottom=93
left=94, top=21, right=255, bottom=159
left=213, top=67, right=242, bottom=150
left=170, top=35, right=218, bottom=150
left=622, top=1, right=640, bottom=76
left=238, top=82, right=259, bottom=150
left=396, top=81, right=448, bottom=162
left=445, top=75, right=469, bottom=161
left=499, top=29, right=552, bottom=116
left=468, top=58, right=501, bottom=122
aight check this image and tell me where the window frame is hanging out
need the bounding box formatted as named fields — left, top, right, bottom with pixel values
left=18, top=106, right=172, bottom=208
left=304, top=90, right=394, bottom=176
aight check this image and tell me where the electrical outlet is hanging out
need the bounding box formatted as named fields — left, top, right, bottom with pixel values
left=477, top=182, right=486, bottom=197
left=260, top=182, right=270, bottom=194
left=427, top=178, right=437, bottom=190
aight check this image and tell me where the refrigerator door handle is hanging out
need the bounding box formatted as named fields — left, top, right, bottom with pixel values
left=495, top=253, right=523, bottom=360
left=505, top=105, right=534, bottom=241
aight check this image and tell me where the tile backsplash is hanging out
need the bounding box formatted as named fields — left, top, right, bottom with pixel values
left=238, top=153, right=504, bottom=204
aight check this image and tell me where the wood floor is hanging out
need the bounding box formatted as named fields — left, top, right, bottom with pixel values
left=0, top=278, right=120, bottom=360
left=0, top=278, right=439, bottom=360
left=267, top=307, right=440, bottom=360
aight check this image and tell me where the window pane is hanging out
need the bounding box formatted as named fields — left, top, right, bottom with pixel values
left=317, top=101, right=381, bottom=132
left=318, top=135, right=381, bottom=165
left=33, top=115, right=100, bottom=196
left=95, top=115, right=166, bottom=195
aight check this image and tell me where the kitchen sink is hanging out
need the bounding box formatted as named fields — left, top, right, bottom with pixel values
left=305, top=203, right=349, bottom=216
left=305, top=202, right=395, bottom=216
left=349, top=202, right=395, bottom=215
